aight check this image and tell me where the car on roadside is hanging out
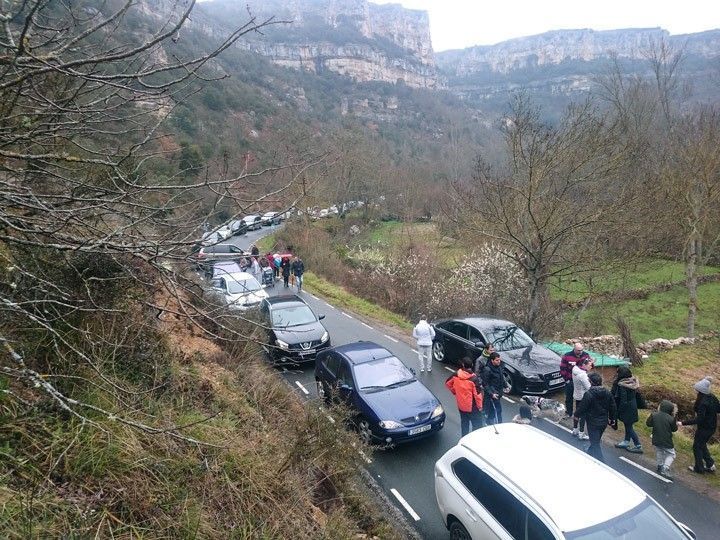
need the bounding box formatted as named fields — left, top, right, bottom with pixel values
left=434, top=423, right=696, bottom=540
left=315, top=341, right=445, bottom=445
left=260, top=295, right=330, bottom=363
left=200, top=231, right=223, bottom=245
left=208, top=271, right=268, bottom=311
left=431, top=316, right=563, bottom=395
left=195, top=243, right=246, bottom=270
left=242, top=214, right=263, bottom=231
left=216, top=224, right=233, bottom=240
left=229, top=219, right=248, bottom=236
left=261, top=211, right=282, bottom=226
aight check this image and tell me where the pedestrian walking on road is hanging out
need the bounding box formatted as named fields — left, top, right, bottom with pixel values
left=612, top=366, right=645, bottom=453
left=681, top=377, right=719, bottom=474
left=446, top=357, right=484, bottom=437
left=646, top=400, right=679, bottom=478
left=561, top=342, right=591, bottom=418
left=273, top=253, right=281, bottom=278
left=291, top=256, right=305, bottom=291
left=482, top=352, right=504, bottom=425
left=412, top=317, right=435, bottom=373
left=281, top=256, right=291, bottom=288
left=575, top=371, right=617, bottom=463
left=572, top=358, right=594, bottom=440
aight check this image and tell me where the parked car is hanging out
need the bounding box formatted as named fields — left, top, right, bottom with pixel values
left=229, top=219, right=248, bottom=236
left=435, top=423, right=696, bottom=540
left=260, top=295, right=330, bottom=363
left=261, top=211, right=282, bottom=226
left=195, top=244, right=246, bottom=269
left=200, top=231, right=222, bottom=246
left=431, top=316, right=563, bottom=395
left=209, top=261, right=243, bottom=279
left=315, top=341, right=445, bottom=445
left=242, top=215, right=263, bottom=231
left=216, top=224, right=233, bottom=240
left=209, top=271, right=268, bottom=311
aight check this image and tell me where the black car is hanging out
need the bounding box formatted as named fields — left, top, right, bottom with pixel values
left=229, top=219, right=248, bottom=236
left=431, top=317, right=563, bottom=395
left=260, top=295, right=331, bottom=363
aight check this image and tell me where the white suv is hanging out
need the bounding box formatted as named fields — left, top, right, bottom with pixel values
left=434, top=424, right=695, bottom=540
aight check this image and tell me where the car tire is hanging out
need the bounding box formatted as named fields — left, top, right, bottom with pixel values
left=357, top=417, right=373, bottom=445
left=449, top=520, right=472, bottom=540
left=432, top=340, right=446, bottom=363
left=502, top=368, right=515, bottom=395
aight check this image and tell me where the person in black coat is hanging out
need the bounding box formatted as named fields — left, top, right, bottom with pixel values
left=612, top=366, right=644, bottom=453
left=681, top=377, right=719, bottom=474
left=281, top=256, right=291, bottom=288
left=575, top=372, right=617, bottom=463
left=482, top=352, right=504, bottom=425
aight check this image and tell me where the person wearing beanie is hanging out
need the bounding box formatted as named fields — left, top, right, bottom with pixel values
left=575, top=371, right=617, bottom=463
left=681, top=377, right=720, bottom=474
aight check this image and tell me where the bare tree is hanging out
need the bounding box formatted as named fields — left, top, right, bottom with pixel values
left=0, top=1, right=326, bottom=437
left=450, top=96, right=629, bottom=334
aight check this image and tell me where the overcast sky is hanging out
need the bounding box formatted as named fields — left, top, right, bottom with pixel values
left=371, top=0, right=720, bottom=51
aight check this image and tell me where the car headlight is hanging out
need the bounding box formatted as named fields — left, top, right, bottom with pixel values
left=431, top=404, right=444, bottom=418
left=275, top=339, right=289, bottom=350
left=320, top=331, right=329, bottom=343
left=524, top=373, right=543, bottom=381
left=378, top=420, right=403, bottom=430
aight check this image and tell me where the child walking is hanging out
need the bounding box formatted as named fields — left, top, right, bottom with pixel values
left=646, top=400, right=679, bottom=479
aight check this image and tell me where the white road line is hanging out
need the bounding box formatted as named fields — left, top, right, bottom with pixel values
left=383, top=334, right=399, bottom=343
left=502, top=396, right=514, bottom=403
left=318, top=408, right=336, bottom=424
left=542, top=417, right=574, bottom=434
left=444, top=366, right=455, bottom=373
left=341, top=311, right=353, bottom=319
left=361, top=322, right=373, bottom=330
left=308, top=293, right=319, bottom=300
left=390, top=489, right=421, bottom=521
left=295, top=381, right=309, bottom=395
left=619, top=456, right=672, bottom=483
left=411, top=349, right=418, bottom=354
left=324, top=302, right=334, bottom=309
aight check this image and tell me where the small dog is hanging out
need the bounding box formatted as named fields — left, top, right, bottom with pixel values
left=521, top=395, right=566, bottom=421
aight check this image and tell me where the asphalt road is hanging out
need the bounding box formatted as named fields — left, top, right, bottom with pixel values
left=227, top=226, right=720, bottom=540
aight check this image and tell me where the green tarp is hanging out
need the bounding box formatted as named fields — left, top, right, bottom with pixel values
left=542, top=342, right=630, bottom=367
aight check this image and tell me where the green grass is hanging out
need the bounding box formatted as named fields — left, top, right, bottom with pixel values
left=565, top=281, right=720, bottom=342
left=256, top=232, right=276, bottom=252
left=551, top=259, right=720, bottom=303
left=304, top=272, right=413, bottom=331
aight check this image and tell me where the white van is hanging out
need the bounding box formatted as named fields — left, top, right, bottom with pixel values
left=434, top=423, right=695, bottom=540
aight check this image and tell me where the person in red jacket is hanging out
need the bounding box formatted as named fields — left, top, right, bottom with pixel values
left=446, top=357, right=484, bottom=437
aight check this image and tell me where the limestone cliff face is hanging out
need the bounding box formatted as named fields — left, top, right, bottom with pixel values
left=198, top=0, right=439, bottom=88
left=438, top=28, right=720, bottom=76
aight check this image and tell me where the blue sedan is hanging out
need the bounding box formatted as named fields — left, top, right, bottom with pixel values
left=315, top=341, right=445, bottom=445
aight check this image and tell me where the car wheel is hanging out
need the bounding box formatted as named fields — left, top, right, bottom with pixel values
left=449, top=520, right=472, bottom=540
left=432, top=340, right=446, bottom=363
left=316, top=380, right=331, bottom=405
left=357, top=418, right=373, bottom=445
left=502, top=369, right=515, bottom=395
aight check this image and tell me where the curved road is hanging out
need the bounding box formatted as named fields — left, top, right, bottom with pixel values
left=228, top=226, right=720, bottom=539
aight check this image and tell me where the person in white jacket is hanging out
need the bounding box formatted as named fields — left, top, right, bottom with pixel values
left=412, top=317, right=435, bottom=373
left=572, top=358, right=594, bottom=439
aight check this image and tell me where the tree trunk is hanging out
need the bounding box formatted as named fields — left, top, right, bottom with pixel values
left=526, top=269, right=548, bottom=335
left=686, top=235, right=700, bottom=338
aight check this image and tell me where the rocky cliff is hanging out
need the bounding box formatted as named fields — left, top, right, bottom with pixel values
left=438, top=28, right=720, bottom=76
left=197, top=0, right=439, bottom=88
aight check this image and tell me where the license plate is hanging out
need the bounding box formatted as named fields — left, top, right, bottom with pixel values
left=299, top=350, right=315, bottom=356
left=550, top=377, right=563, bottom=386
left=408, top=424, right=432, bottom=436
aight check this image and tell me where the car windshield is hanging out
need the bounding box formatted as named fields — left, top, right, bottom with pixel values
left=565, top=499, right=690, bottom=540
left=354, top=356, right=415, bottom=392
left=484, top=325, right=535, bottom=351
left=271, top=305, right=317, bottom=327
left=226, top=277, right=261, bottom=295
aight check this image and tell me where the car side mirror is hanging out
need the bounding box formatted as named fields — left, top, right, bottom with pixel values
left=474, top=341, right=485, bottom=349
left=318, top=314, right=325, bottom=320
left=410, top=368, right=416, bottom=376
left=339, top=383, right=352, bottom=392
